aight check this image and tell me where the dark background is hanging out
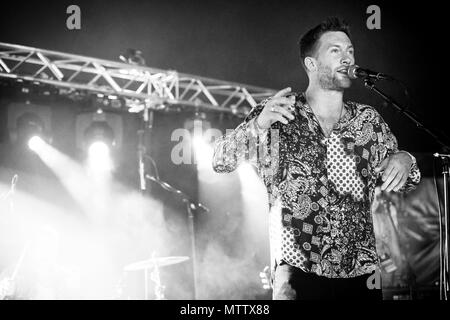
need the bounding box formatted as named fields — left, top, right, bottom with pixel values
left=0, top=0, right=447, bottom=300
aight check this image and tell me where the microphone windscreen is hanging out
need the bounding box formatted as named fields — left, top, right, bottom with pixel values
left=347, top=65, right=359, bottom=79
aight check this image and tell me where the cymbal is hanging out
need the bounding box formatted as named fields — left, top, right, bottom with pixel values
left=124, top=256, right=189, bottom=271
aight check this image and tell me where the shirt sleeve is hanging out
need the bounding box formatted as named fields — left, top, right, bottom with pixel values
left=379, top=118, right=421, bottom=193
left=212, top=99, right=274, bottom=175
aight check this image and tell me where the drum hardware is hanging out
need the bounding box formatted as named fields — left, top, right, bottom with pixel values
left=122, top=254, right=189, bottom=300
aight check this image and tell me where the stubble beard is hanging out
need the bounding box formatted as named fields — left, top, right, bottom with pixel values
left=317, top=63, right=352, bottom=91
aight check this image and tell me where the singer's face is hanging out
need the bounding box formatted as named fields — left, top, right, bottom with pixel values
left=313, top=31, right=355, bottom=91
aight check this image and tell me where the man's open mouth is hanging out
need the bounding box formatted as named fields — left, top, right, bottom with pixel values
left=337, top=67, right=348, bottom=75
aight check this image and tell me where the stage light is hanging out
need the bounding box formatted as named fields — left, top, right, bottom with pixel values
left=184, top=113, right=217, bottom=168
left=192, top=134, right=213, bottom=168
left=15, top=111, right=47, bottom=148
left=83, top=120, right=115, bottom=148
left=83, top=121, right=115, bottom=173
left=87, top=141, right=112, bottom=173
left=88, top=141, right=109, bottom=156
left=28, top=135, right=45, bottom=152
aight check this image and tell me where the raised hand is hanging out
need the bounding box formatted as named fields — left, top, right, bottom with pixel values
left=255, top=87, right=296, bottom=130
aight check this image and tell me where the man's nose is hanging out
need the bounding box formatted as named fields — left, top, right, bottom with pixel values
left=341, top=54, right=352, bottom=65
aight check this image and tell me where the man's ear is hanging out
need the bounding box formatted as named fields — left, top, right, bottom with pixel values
left=304, top=57, right=317, bottom=72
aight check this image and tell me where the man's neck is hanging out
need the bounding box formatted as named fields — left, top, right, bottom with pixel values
left=305, top=85, right=344, bottom=118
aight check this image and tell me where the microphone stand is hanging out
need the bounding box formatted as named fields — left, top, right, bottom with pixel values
left=145, top=174, right=209, bottom=300
left=434, top=153, right=449, bottom=300
left=363, top=78, right=450, bottom=300
left=138, top=100, right=155, bottom=194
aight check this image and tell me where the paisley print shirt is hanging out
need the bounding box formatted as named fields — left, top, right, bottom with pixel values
left=212, top=92, right=420, bottom=278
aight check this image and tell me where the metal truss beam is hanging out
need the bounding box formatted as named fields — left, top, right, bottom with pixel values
left=0, top=42, right=276, bottom=117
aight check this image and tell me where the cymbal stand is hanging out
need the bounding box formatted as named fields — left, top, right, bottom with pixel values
left=145, top=174, right=209, bottom=300
left=150, top=253, right=165, bottom=300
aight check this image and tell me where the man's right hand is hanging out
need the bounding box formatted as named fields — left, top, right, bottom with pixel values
left=255, top=87, right=296, bottom=130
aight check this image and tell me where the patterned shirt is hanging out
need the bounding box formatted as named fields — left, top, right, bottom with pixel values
left=212, top=92, right=421, bottom=278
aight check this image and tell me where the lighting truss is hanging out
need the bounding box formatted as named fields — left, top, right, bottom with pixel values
left=0, top=42, right=276, bottom=117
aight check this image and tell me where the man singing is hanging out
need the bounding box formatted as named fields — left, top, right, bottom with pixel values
left=212, top=17, right=420, bottom=300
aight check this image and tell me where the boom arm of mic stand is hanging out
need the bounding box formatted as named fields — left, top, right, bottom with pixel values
left=145, top=174, right=209, bottom=213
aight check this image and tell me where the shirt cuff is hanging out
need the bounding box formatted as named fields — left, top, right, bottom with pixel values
left=398, top=150, right=416, bottom=167
left=247, top=117, right=268, bottom=139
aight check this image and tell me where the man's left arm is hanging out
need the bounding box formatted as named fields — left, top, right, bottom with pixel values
left=374, top=121, right=421, bottom=193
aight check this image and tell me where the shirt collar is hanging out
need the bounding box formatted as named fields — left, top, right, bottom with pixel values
left=294, top=92, right=357, bottom=131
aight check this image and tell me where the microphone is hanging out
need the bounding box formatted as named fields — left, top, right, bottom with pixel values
left=434, top=152, right=450, bottom=159
left=347, top=65, right=393, bottom=81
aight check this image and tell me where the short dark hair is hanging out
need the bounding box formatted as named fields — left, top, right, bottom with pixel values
left=298, top=17, right=351, bottom=70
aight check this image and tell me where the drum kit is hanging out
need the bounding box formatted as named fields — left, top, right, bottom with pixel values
left=116, top=254, right=189, bottom=300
